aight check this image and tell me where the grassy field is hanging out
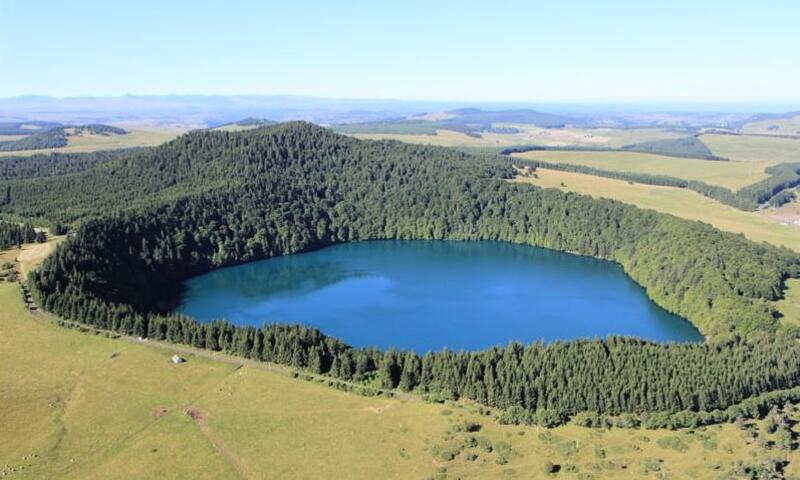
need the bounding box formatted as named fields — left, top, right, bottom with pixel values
left=0, top=127, right=186, bottom=157
left=699, top=134, right=800, bottom=165
left=351, top=126, right=685, bottom=149
left=511, top=169, right=800, bottom=252
left=2, top=241, right=797, bottom=479
left=740, top=115, right=800, bottom=137
left=512, top=150, right=770, bottom=190
left=775, top=278, right=800, bottom=329
left=0, top=135, right=29, bottom=142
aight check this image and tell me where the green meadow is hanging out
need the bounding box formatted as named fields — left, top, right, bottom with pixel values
left=2, top=240, right=797, bottom=479
left=511, top=150, right=770, bottom=190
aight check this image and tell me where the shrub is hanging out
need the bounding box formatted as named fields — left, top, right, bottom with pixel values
left=656, top=436, right=689, bottom=452
left=498, top=405, right=533, bottom=425
left=536, top=409, right=566, bottom=428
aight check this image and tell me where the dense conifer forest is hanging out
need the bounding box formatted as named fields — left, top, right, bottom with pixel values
left=4, top=122, right=800, bottom=422
left=0, top=149, right=136, bottom=180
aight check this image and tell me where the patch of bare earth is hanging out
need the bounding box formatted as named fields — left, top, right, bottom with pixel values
left=363, top=404, right=392, bottom=414
left=184, top=407, right=204, bottom=423
left=761, top=202, right=800, bottom=226
left=152, top=406, right=168, bottom=418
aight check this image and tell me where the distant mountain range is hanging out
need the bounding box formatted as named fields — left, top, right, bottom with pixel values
left=0, top=94, right=798, bottom=129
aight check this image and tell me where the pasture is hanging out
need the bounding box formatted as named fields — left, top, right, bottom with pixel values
left=740, top=115, right=800, bottom=137
left=351, top=126, right=686, bottom=149
left=2, top=240, right=796, bottom=479
left=511, top=169, right=800, bottom=253
left=512, top=150, right=769, bottom=190
left=699, top=133, right=800, bottom=165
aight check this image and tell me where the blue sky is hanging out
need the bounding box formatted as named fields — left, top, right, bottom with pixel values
left=1, top=0, right=798, bottom=103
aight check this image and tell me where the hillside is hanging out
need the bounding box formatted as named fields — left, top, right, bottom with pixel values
left=0, top=122, right=795, bottom=431
left=621, top=135, right=724, bottom=160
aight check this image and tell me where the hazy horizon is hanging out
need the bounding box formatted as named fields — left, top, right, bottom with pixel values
left=1, top=93, right=798, bottom=115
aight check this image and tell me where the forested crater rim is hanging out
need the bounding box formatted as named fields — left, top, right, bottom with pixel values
left=24, top=121, right=800, bottom=418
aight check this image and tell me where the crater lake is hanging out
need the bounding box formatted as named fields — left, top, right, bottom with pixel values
left=176, top=240, right=702, bottom=352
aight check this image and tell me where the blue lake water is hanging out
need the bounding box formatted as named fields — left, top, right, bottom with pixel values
left=177, top=240, right=702, bottom=352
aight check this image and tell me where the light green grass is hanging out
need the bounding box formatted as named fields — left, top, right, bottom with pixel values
left=740, top=115, right=800, bottom=137
left=513, top=149, right=769, bottom=190
left=700, top=133, right=800, bottom=165
left=775, top=278, right=800, bottom=329
left=2, top=242, right=794, bottom=479
left=512, top=169, right=800, bottom=252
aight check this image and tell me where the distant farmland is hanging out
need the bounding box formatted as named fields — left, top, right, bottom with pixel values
left=512, top=168, right=800, bottom=251
left=700, top=133, right=800, bottom=164
left=511, top=149, right=770, bottom=190
left=740, top=115, right=800, bottom=137
left=0, top=127, right=186, bottom=157
left=348, top=124, right=687, bottom=149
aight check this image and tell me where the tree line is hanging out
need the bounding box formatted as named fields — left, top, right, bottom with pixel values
left=0, top=149, right=137, bottom=182
left=0, top=220, right=38, bottom=249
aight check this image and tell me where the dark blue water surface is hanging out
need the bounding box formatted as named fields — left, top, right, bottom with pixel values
left=177, top=240, right=702, bottom=352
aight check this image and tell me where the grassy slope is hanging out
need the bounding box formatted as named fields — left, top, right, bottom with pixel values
left=2, top=242, right=797, bottom=479
left=511, top=169, right=800, bottom=253
left=776, top=278, right=800, bottom=328
left=740, top=116, right=800, bottom=137
left=512, top=150, right=769, bottom=190
left=700, top=133, right=800, bottom=164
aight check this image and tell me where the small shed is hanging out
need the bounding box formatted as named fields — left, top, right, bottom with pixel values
left=171, top=355, right=186, bottom=364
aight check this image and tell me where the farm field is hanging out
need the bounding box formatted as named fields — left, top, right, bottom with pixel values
left=699, top=133, right=800, bottom=164
left=0, top=135, right=28, bottom=142
left=511, top=169, right=800, bottom=253
left=512, top=150, right=770, bottom=190
left=0, top=127, right=186, bottom=157
left=350, top=125, right=686, bottom=149
left=740, top=115, right=800, bottom=137
left=1, top=240, right=797, bottom=479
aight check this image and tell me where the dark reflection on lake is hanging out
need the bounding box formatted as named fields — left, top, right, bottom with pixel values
left=177, top=240, right=702, bottom=352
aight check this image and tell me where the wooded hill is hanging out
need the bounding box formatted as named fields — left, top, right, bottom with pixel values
left=6, top=122, right=800, bottom=421
left=335, top=108, right=575, bottom=137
